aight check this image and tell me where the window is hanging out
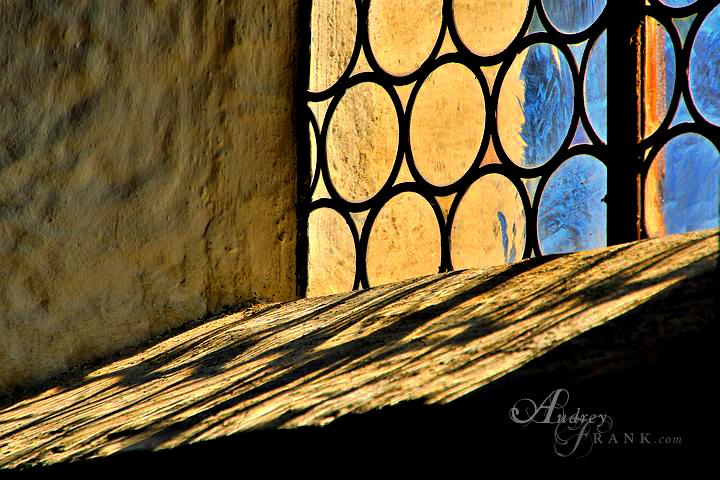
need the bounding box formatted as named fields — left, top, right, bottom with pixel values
left=300, top=0, right=720, bottom=297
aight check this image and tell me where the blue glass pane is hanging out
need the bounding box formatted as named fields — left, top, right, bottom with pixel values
left=656, top=134, right=720, bottom=234
left=585, top=30, right=607, bottom=142
left=570, top=122, right=591, bottom=147
left=569, top=41, right=587, bottom=68
left=689, top=4, right=720, bottom=126
left=659, top=0, right=698, bottom=7
left=539, top=155, right=607, bottom=254
left=672, top=14, right=696, bottom=46
left=669, top=94, right=693, bottom=127
left=542, top=0, right=607, bottom=34
left=519, top=43, right=574, bottom=167
left=528, top=6, right=546, bottom=34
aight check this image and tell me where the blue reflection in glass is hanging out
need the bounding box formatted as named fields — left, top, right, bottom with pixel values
left=669, top=95, right=693, bottom=127
left=672, top=14, right=696, bottom=45
left=659, top=0, right=698, bottom=7
left=689, top=4, right=720, bottom=126
left=661, top=134, right=720, bottom=233
left=528, top=6, right=546, bottom=34
left=519, top=43, right=574, bottom=167
left=571, top=122, right=591, bottom=146
left=511, top=0, right=716, bottom=256
left=569, top=41, right=587, bottom=68
left=585, top=30, right=607, bottom=142
left=542, top=0, right=607, bottom=34
left=539, top=155, right=607, bottom=254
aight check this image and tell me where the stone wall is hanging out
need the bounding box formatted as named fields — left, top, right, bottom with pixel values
left=0, top=0, right=300, bottom=393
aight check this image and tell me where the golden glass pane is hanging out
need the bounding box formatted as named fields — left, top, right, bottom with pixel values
left=310, top=0, right=357, bottom=93
left=368, top=0, right=443, bottom=76
left=452, top=0, right=529, bottom=57
left=309, top=122, right=317, bottom=187
left=366, top=192, right=441, bottom=286
left=307, top=208, right=356, bottom=297
left=326, top=82, right=399, bottom=202
left=451, top=174, right=525, bottom=269
left=410, top=62, right=485, bottom=186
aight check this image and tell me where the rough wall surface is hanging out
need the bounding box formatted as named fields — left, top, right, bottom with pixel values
left=0, top=0, right=299, bottom=393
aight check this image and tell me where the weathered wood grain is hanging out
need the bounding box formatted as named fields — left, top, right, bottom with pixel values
left=0, top=229, right=716, bottom=469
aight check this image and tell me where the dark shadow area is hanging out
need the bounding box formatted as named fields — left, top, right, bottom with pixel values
left=1, top=232, right=716, bottom=472
left=14, top=321, right=712, bottom=474
left=104, top=255, right=566, bottom=450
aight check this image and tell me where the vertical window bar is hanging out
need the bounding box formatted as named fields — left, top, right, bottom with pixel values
left=296, top=1, right=313, bottom=298
left=607, top=0, right=645, bottom=244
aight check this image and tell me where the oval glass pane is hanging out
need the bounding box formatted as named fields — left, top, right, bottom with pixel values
left=310, top=0, right=357, bottom=93
left=585, top=30, right=607, bottom=142
left=368, top=0, right=443, bottom=76
left=689, top=4, right=720, bottom=126
left=658, top=0, right=698, bottom=7
left=645, top=133, right=720, bottom=237
left=538, top=155, right=607, bottom=254
left=645, top=17, right=676, bottom=137
left=452, top=0, right=528, bottom=57
left=326, top=82, right=399, bottom=202
left=498, top=43, right=574, bottom=167
left=410, top=63, right=486, bottom=187
left=451, top=174, right=526, bottom=269
left=309, top=122, right=317, bottom=188
left=542, top=0, right=607, bottom=34
left=366, top=192, right=441, bottom=286
left=307, top=208, right=356, bottom=297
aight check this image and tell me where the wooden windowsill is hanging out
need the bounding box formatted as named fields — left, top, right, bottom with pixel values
left=1, top=229, right=716, bottom=470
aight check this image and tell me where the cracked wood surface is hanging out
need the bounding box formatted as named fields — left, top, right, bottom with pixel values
left=0, top=229, right=717, bottom=469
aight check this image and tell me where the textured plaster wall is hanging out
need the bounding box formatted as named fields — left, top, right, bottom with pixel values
left=0, top=1, right=299, bottom=393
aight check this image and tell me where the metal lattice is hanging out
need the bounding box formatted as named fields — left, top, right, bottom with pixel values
left=299, top=0, right=720, bottom=295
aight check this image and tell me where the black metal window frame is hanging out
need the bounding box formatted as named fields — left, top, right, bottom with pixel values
left=296, top=0, right=720, bottom=297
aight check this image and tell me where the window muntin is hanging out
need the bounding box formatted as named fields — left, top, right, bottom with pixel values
left=303, top=0, right=720, bottom=296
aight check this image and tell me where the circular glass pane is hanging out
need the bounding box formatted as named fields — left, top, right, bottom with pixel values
left=452, top=0, right=529, bottom=57
left=307, top=208, right=356, bottom=297
left=326, top=82, right=399, bottom=202
left=451, top=174, right=526, bottom=269
left=368, top=0, right=443, bottom=76
left=410, top=63, right=486, bottom=186
left=309, top=122, right=317, bottom=187
left=538, top=155, right=607, bottom=254
left=366, top=192, right=441, bottom=286
left=498, top=43, right=574, bottom=167
left=658, top=0, right=698, bottom=7
left=689, top=4, right=720, bottom=126
left=310, top=0, right=357, bottom=93
left=585, top=30, right=607, bottom=142
left=542, top=0, right=607, bottom=34
left=645, top=133, right=720, bottom=237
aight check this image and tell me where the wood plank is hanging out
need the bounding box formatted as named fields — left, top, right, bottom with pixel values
left=0, top=229, right=716, bottom=469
